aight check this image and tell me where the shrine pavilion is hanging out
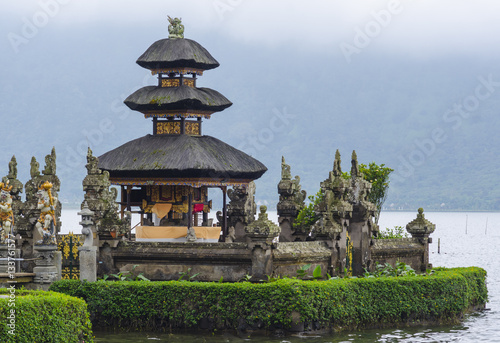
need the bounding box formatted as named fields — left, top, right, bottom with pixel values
left=97, top=17, right=267, bottom=242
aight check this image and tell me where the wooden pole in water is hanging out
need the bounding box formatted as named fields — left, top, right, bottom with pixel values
left=438, top=238, right=440, bottom=254
left=465, top=215, right=468, bottom=235
left=485, top=217, right=488, bottom=235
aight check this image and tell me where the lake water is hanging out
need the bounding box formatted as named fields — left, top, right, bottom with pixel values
left=59, top=210, right=500, bottom=342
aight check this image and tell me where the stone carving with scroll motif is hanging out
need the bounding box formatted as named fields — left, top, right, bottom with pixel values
left=82, top=148, right=130, bottom=238
left=277, top=157, right=306, bottom=241
left=312, top=150, right=352, bottom=240
left=227, top=182, right=257, bottom=242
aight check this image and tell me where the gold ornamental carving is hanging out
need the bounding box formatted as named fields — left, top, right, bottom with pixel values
left=157, top=122, right=181, bottom=135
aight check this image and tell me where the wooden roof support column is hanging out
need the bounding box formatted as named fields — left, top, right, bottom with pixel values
left=188, top=191, right=193, bottom=228
left=126, top=185, right=132, bottom=212
left=221, top=186, right=227, bottom=242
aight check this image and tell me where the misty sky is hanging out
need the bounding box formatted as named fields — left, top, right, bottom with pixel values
left=1, top=0, right=500, bottom=208
left=3, top=0, right=500, bottom=59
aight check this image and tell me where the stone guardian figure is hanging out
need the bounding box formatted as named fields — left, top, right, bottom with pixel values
left=35, top=181, right=57, bottom=245
left=0, top=181, right=14, bottom=244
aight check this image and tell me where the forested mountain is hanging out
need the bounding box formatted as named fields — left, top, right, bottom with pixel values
left=1, top=25, right=499, bottom=211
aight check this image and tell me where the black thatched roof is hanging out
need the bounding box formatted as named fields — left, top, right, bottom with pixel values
left=98, top=134, right=267, bottom=180
left=124, top=86, right=232, bottom=112
left=137, top=38, right=219, bottom=71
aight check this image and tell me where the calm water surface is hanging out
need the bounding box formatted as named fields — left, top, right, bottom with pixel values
left=67, top=211, right=498, bottom=342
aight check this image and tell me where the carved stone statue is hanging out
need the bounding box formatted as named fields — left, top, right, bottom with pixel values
left=8, top=156, right=17, bottom=179
left=0, top=181, right=14, bottom=244
left=30, top=156, right=40, bottom=179
left=35, top=181, right=57, bottom=245
left=168, top=16, right=184, bottom=39
left=186, top=226, right=197, bottom=242
left=281, top=156, right=292, bottom=180
left=85, top=147, right=101, bottom=175
left=42, top=147, right=57, bottom=176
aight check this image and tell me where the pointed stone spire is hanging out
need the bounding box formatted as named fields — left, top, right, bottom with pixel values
left=333, top=149, right=342, bottom=176
left=281, top=156, right=292, bottom=180
left=350, top=150, right=359, bottom=178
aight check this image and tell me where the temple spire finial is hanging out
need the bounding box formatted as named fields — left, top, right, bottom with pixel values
left=168, top=15, right=184, bottom=39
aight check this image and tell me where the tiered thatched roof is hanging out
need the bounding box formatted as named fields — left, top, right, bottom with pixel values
left=124, top=86, right=232, bottom=112
left=137, top=38, right=219, bottom=71
left=98, top=134, right=267, bottom=181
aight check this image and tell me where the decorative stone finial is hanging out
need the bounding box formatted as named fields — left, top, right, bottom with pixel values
left=30, top=156, right=40, bottom=178
left=7, top=156, right=17, bottom=179
left=350, top=150, right=359, bottom=177
left=42, top=147, right=56, bottom=176
left=333, top=149, right=342, bottom=176
left=245, top=205, right=280, bottom=240
left=168, top=15, right=184, bottom=39
left=406, top=208, right=435, bottom=238
left=281, top=156, right=292, bottom=180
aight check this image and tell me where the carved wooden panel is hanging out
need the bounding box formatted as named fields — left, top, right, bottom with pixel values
left=161, top=78, right=180, bottom=87
left=157, top=121, right=181, bottom=134
left=184, top=122, right=200, bottom=135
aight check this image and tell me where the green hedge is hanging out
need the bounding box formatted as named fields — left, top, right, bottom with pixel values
left=49, top=267, right=487, bottom=332
left=0, top=289, right=93, bottom=343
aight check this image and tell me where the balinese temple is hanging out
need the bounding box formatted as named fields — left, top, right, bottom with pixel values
left=98, top=17, right=267, bottom=242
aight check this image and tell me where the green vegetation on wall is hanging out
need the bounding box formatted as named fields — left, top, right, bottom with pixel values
left=50, top=267, right=487, bottom=332
left=0, top=289, right=93, bottom=343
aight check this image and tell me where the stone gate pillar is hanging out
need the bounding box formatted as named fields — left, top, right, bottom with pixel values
left=245, top=206, right=280, bottom=280
left=277, top=157, right=306, bottom=242
left=406, top=208, right=435, bottom=271
left=227, top=182, right=256, bottom=242
left=78, top=202, right=97, bottom=282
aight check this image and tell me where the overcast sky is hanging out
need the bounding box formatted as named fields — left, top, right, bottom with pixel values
left=1, top=0, right=500, bottom=208
left=3, top=0, right=500, bottom=60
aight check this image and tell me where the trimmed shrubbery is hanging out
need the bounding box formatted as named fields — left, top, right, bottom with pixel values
left=0, top=289, right=93, bottom=343
left=49, top=267, right=487, bottom=332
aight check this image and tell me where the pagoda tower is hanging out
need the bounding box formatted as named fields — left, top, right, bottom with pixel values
left=98, top=17, right=267, bottom=240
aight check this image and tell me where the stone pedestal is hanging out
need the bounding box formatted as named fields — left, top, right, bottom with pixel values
left=79, top=246, right=97, bottom=282
left=0, top=244, right=10, bottom=273
left=33, top=244, right=60, bottom=289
